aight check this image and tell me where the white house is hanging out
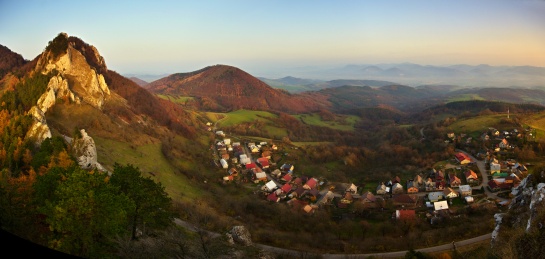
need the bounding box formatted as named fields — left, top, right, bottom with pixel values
left=220, top=159, right=228, bottom=169
left=434, top=200, right=449, bottom=211
left=224, top=138, right=231, bottom=145
left=263, top=180, right=277, bottom=192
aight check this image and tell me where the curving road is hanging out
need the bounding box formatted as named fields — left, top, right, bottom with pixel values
left=174, top=218, right=491, bottom=258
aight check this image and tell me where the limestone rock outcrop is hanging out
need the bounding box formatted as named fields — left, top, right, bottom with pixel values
left=25, top=107, right=52, bottom=144
left=72, top=129, right=99, bottom=170
left=493, top=174, right=545, bottom=244
left=27, top=33, right=111, bottom=146
left=35, top=33, right=110, bottom=110
left=228, top=226, right=252, bottom=246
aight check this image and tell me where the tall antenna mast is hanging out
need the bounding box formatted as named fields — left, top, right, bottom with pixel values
left=508, top=107, right=510, bottom=119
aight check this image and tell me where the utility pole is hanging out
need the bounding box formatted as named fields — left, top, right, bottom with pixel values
left=507, top=107, right=510, bottom=119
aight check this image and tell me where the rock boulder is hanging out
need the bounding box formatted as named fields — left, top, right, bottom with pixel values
left=229, top=226, right=252, bottom=246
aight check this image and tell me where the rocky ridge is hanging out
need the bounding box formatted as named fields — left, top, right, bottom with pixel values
left=26, top=33, right=111, bottom=145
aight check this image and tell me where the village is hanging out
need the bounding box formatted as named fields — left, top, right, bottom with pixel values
left=209, top=122, right=529, bottom=226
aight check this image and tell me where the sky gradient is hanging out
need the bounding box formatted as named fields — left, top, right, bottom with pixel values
left=1, top=0, right=544, bottom=76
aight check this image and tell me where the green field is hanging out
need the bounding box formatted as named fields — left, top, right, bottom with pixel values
left=94, top=136, right=201, bottom=201
left=294, top=113, right=359, bottom=131
left=213, top=109, right=278, bottom=127
left=157, top=94, right=194, bottom=104
left=447, top=114, right=511, bottom=134
left=447, top=94, right=485, bottom=103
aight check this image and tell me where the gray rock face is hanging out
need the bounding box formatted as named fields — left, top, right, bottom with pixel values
left=229, top=226, right=252, bottom=246
left=72, top=129, right=98, bottom=170
left=493, top=174, right=545, bottom=245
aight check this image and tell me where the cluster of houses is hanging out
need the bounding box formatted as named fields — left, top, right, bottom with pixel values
left=487, top=157, right=525, bottom=192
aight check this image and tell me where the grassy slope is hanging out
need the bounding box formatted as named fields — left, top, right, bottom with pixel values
left=94, top=137, right=202, bottom=202
left=208, top=109, right=288, bottom=137
left=156, top=94, right=194, bottom=104
left=447, top=114, right=512, bottom=135
left=294, top=113, right=360, bottom=131
left=521, top=111, right=545, bottom=140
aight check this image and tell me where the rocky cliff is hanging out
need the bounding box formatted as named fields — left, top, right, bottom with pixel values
left=491, top=172, right=545, bottom=257
left=26, top=33, right=111, bottom=145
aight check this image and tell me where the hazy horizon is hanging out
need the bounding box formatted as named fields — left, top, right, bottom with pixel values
left=1, top=0, right=544, bottom=76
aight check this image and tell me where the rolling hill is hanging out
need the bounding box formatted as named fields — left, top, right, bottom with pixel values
left=146, top=65, right=322, bottom=113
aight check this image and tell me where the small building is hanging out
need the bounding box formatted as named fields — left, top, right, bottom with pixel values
left=228, top=168, right=238, bottom=176
left=465, top=170, right=479, bottom=183
left=455, top=152, right=472, bottom=164
left=267, top=192, right=280, bottom=202
left=257, top=157, right=270, bottom=169
left=220, top=159, right=228, bottom=169
left=303, top=178, right=318, bottom=190
left=392, top=183, right=404, bottom=195
left=263, top=180, right=277, bottom=192
left=459, top=185, right=472, bottom=197
left=271, top=169, right=282, bottom=178
left=223, top=138, right=231, bottom=145
left=393, top=194, right=418, bottom=207
left=346, top=183, right=358, bottom=194
left=281, top=173, right=293, bottom=183
left=407, top=180, right=419, bottom=194
left=464, top=196, right=474, bottom=203
left=281, top=164, right=294, bottom=173
left=434, top=200, right=449, bottom=211
left=396, top=210, right=416, bottom=221
left=428, top=192, right=444, bottom=202
left=490, top=162, right=501, bottom=174
left=303, top=205, right=313, bottom=213
left=255, top=172, right=268, bottom=182
left=443, top=187, right=458, bottom=199
left=449, top=173, right=461, bottom=187
left=360, top=191, right=376, bottom=203
left=281, top=184, right=292, bottom=194
left=376, top=182, right=388, bottom=195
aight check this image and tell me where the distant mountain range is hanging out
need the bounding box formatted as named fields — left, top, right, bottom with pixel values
left=259, top=63, right=545, bottom=88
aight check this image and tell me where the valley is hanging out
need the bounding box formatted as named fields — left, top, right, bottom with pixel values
left=0, top=33, right=544, bottom=258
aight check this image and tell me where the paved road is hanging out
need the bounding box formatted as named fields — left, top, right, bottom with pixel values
left=174, top=217, right=491, bottom=258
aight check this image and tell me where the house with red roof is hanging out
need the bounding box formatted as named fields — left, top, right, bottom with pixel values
left=257, top=157, right=270, bottom=169
left=267, top=192, right=280, bottom=202
left=395, top=209, right=416, bottom=221
left=303, top=178, right=318, bottom=190
left=455, top=152, right=472, bottom=164
left=281, top=184, right=292, bottom=194
left=281, top=173, right=293, bottom=183
left=449, top=173, right=461, bottom=187
left=465, top=170, right=479, bottom=184
left=245, top=162, right=257, bottom=170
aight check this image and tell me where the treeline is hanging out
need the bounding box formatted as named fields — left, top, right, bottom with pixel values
left=416, top=100, right=545, bottom=122
left=0, top=136, right=174, bottom=258
left=0, top=44, right=27, bottom=79
left=0, top=72, right=50, bottom=113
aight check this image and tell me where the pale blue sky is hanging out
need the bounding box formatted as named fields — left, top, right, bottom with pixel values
left=1, top=0, right=544, bottom=75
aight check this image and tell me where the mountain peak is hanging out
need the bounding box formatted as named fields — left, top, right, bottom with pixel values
left=33, top=33, right=110, bottom=110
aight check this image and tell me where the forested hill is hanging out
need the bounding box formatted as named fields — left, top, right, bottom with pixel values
left=146, top=65, right=322, bottom=113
